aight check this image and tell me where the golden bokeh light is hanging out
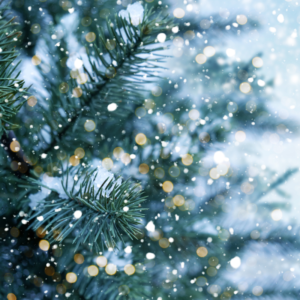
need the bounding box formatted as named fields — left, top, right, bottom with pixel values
left=70, top=69, right=80, bottom=79
left=207, top=267, right=217, bottom=277
left=57, top=151, right=66, bottom=161
left=27, top=96, right=37, bottom=107
left=86, top=32, right=96, bottom=43
left=151, top=86, right=162, bottom=97
left=182, top=154, right=193, bottom=166
left=118, top=285, right=130, bottom=295
left=102, top=158, right=113, bottom=170
left=32, top=55, right=41, bottom=65
left=59, top=82, right=69, bottom=93
left=96, top=256, right=107, bottom=267
left=154, top=167, right=165, bottom=179
left=45, top=266, right=55, bottom=276
left=144, top=99, right=155, bottom=109
left=66, top=272, right=77, bottom=283
left=105, top=39, right=116, bottom=51
left=74, top=253, right=84, bottom=264
left=149, top=229, right=163, bottom=241
left=184, top=30, right=195, bottom=40
left=74, top=147, right=85, bottom=159
left=124, top=264, right=135, bottom=275
left=31, top=23, right=41, bottom=34
left=239, top=82, right=251, bottom=94
left=39, top=239, right=50, bottom=251
left=135, top=107, right=146, bottom=118
left=36, top=227, right=46, bottom=238
left=162, top=181, right=173, bottom=193
left=10, top=140, right=20, bottom=152
left=203, top=46, right=216, bottom=57
left=197, top=247, right=208, bottom=257
left=69, top=155, right=80, bottom=167
left=105, top=66, right=117, bottom=79
left=165, top=197, right=174, bottom=208
left=139, top=163, right=149, bottom=174
left=10, top=227, right=20, bottom=238
left=105, top=263, right=117, bottom=275
left=113, top=147, right=124, bottom=159
left=7, top=293, right=17, bottom=300
left=135, top=133, right=147, bottom=145
left=216, top=163, right=229, bottom=176
left=209, top=168, right=220, bottom=180
left=199, top=132, right=210, bottom=143
left=159, top=238, right=170, bottom=248
left=81, top=16, right=92, bottom=26
left=184, top=199, right=195, bottom=211
left=208, top=257, right=219, bottom=266
left=72, top=87, right=83, bottom=98
left=121, top=153, right=131, bottom=165
left=252, top=57, right=263, bottom=68
left=169, top=166, right=180, bottom=177
left=173, top=195, right=185, bottom=207
left=84, top=120, right=96, bottom=132
left=88, top=265, right=99, bottom=276
left=77, top=73, right=88, bottom=84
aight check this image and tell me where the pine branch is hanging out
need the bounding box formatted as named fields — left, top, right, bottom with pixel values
left=0, top=14, right=29, bottom=137
left=2, top=6, right=173, bottom=182
left=23, top=166, right=147, bottom=252
left=0, top=5, right=31, bottom=177
left=30, top=7, right=173, bottom=155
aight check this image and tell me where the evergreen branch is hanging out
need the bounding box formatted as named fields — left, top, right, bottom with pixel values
left=0, top=11, right=29, bottom=137
left=255, top=168, right=298, bottom=200
left=25, top=166, right=147, bottom=252
left=33, top=7, right=173, bottom=154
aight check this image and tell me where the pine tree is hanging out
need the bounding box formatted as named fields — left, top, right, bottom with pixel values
left=0, top=1, right=297, bottom=300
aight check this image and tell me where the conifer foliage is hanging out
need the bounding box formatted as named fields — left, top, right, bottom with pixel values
left=0, top=4, right=28, bottom=137
left=0, top=1, right=297, bottom=300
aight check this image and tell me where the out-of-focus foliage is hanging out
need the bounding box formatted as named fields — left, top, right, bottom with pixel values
left=0, top=5, right=29, bottom=136
left=0, top=0, right=298, bottom=299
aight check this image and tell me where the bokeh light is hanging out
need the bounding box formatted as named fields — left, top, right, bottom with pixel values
left=39, top=240, right=50, bottom=251
left=105, top=264, right=117, bottom=275
left=88, top=265, right=99, bottom=276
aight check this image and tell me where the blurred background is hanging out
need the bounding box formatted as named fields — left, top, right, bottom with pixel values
left=1, top=0, right=300, bottom=299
